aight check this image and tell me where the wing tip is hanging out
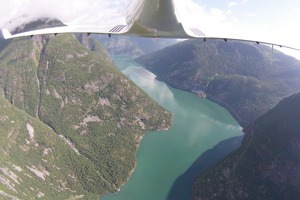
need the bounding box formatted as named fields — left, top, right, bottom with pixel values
left=1, top=28, right=13, bottom=39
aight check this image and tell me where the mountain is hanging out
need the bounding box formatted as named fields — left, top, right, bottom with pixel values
left=0, top=96, right=100, bottom=199
left=136, top=40, right=300, bottom=127
left=0, top=21, right=172, bottom=199
left=93, top=35, right=177, bottom=58
left=76, top=34, right=111, bottom=59
left=192, top=92, right=300, bottom=200
left=167, top=135, right=243, bottom=200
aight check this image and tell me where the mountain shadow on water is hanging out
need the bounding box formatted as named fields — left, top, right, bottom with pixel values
left=192, top=92, right=300, bottom=200
left=167, top=135, right=243, bottom=200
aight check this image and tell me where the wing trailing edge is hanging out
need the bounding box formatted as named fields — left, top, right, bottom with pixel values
left=1, top=0, right=299, bottom=52
left=1, top=23, right=131, bottom=39
left=188, top=36, right=300, bottom=51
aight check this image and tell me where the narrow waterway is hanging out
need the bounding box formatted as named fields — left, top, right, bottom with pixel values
left=102, top=57, right=242, bottom=200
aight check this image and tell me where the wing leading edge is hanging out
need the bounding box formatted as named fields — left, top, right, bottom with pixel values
left=1, top=0, right=299, bottom=51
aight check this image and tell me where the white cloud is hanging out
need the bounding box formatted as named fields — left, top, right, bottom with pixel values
left=210, top=8, right=225, bottom=18
left=0, top=0, right=129, bottom=31
left=245, top=13, right=257, bottom=17
left=1, top=0, right=300, bottom=59
left=241, top=0, right=250, bottom=4
left=228, top=2, right=238, bottom=8
left=227, top=0, right=249, bottom=9
left=177, top=0, right=300, bottom=59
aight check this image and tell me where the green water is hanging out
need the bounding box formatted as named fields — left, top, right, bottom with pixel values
left=102, top=57, right=242, bottom=200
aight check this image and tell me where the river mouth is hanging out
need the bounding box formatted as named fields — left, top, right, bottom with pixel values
left=101, top=56, right=242, bottom=200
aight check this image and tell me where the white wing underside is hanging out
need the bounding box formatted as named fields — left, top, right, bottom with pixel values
left=1, top=0, right=299, bottom=51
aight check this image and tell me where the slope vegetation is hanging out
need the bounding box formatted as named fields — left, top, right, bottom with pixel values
left=0, top=27, right=172, bottom=198
left=137, top=40, right=300, bottom=126
left=192, top=92, right=300, bottom=200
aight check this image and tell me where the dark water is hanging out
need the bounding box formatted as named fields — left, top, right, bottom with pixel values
left=102, top=57, right=242, bottom=200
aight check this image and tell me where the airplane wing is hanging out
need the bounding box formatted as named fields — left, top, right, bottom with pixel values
left=1, top=0, right=145, bottom=39
left=1, top=0, right=186, bottom=39
left=1, top=0, right=299, bottom=51
left=1, top=24, right=131, bottom=39
left=183, top=35, right=300, bottom=51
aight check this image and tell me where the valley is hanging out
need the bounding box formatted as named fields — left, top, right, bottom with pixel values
left=1, top=24, right=300, bottom=199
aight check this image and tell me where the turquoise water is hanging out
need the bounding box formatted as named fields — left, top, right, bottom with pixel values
left=102, top=57, right=242, bottom=200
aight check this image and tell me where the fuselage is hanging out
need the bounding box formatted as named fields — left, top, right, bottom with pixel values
left=126, top=0, right=189, bottom=38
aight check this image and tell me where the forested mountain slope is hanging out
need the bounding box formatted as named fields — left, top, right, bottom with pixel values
left=0, top=21, right=172, bottom=199
left=137, top=40, right=300, bottom=126
left=193, top=92, right=300, bottom=200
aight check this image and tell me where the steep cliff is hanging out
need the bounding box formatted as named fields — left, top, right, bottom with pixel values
left=192, top=92, right=300, bottom=200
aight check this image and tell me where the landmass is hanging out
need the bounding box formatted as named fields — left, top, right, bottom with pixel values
left=0, top=19, right=172, bottom=199
left=192, top=92, right=300, bottom=200
left=136, top=40, right=300, bottom=127
left=94, top=35, right=177, bottom=58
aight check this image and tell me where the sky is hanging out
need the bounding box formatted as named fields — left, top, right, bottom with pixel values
left=1, top=0, right=300, bottom=59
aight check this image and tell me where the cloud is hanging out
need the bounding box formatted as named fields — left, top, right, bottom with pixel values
left=0, top=0, right=129, bottom=30
left=1, top=0, right=300, bottom=59
left=210, top=8, right=227, bottom=21
left=175, top=0, right=235, bottom=37
left=228, top=2, right=238, bottom=8
left=177, top=0, right=300, bottom=59
left=241, top=0, right=250, bottom=4
left=227, top=0, right=250, bottom=9
left=245, top=13, right=257, bottom=17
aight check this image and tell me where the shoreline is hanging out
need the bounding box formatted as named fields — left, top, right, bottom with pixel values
left=205, top=94, right=246, bottom=128
left=154, top=77, right=246, bottom=129
left=109, top=122, right=172, bottom=194
left=105, top=58, right=242, bottom=199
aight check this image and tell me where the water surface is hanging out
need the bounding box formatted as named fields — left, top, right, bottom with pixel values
left=102, top=57, right=242, bottom=200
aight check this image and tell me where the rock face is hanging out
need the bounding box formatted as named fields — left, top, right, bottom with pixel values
left=136, top=40, right=300, bottom=127
left=192, top=92, right=300, bottom=200
left=0, top=21, right=172, bottom=199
